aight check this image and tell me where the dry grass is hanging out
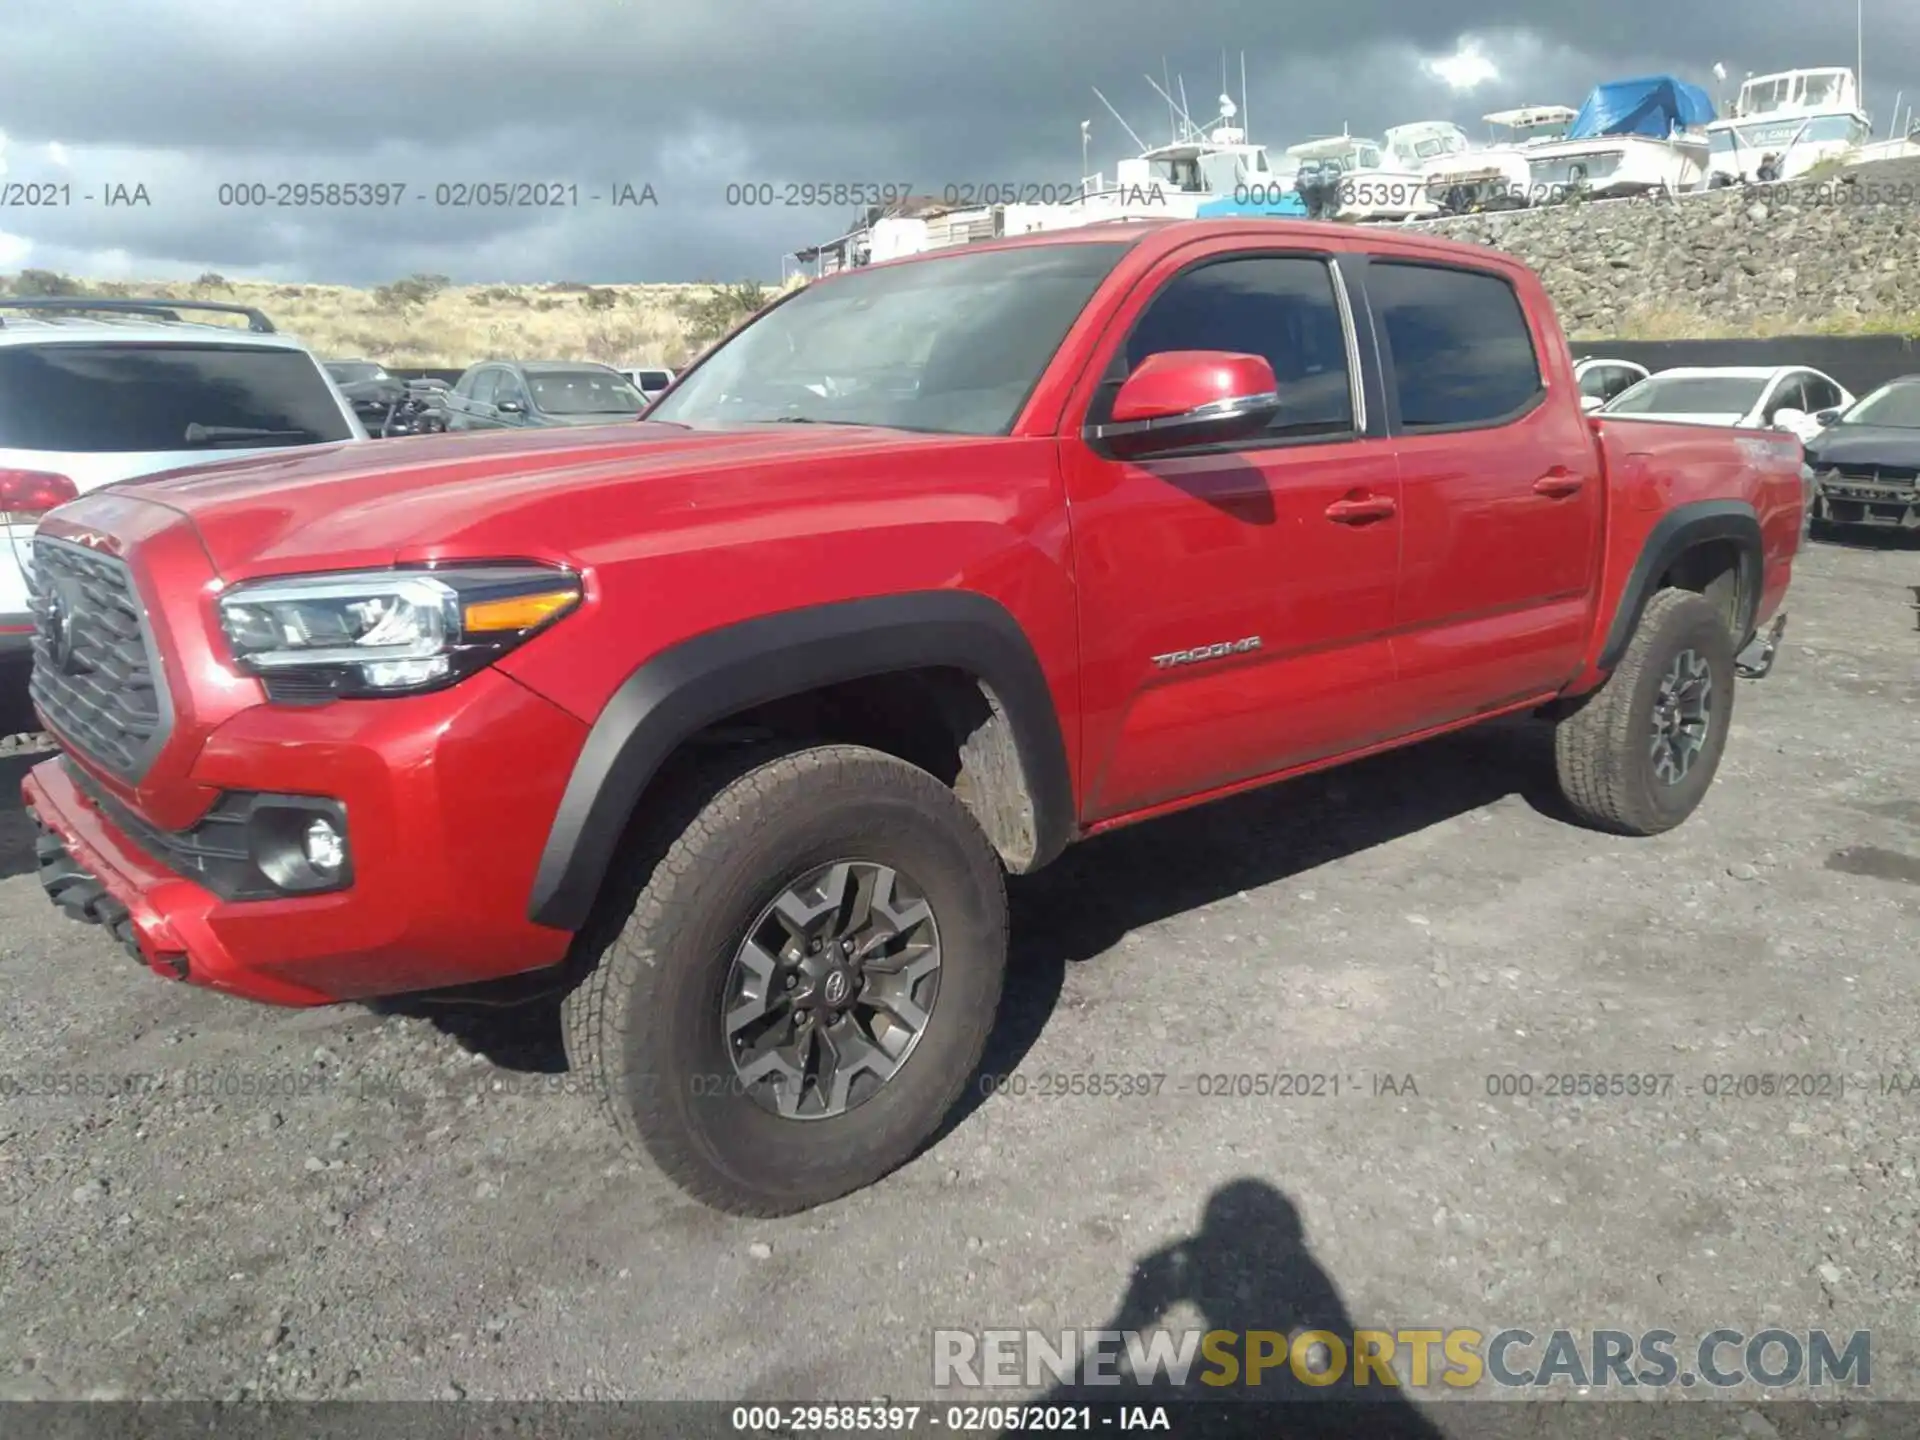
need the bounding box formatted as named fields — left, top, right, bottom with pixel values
left=6, top=274, right=804, bottom=368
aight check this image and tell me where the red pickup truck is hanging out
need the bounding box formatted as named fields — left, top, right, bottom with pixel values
left=21, top=220, right=1803, bottom=1214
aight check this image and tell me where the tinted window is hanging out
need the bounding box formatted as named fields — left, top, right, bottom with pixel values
left=0, top=343, right=353, bottom=452
left=469, top=369, right=499, bottom=405
left=1120, top=256, right=1353, bottom=438
left=528, top=369, right=644, bottom=415
left=1765, top=376, right=1806, bottom=418
left=1367, top=262, right=1541, bottom=428
left=494, top=372, right=530, bottom=408
left=1803, top=375, right=1843, bottom=412
left=636, top=369, right=673, bottom=389
left=1604, top=367, right=1643, bottom=400
left=1577, top=366, right=1613, bottom=400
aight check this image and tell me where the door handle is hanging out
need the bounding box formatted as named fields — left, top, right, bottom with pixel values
left=1325, top=494, right=1396, bottom=523
left=1534, top=468, right=1584, bottom=497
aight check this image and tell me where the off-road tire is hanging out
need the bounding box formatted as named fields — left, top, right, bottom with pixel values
left=1551, top=587, right=1736, bottom=836
left=561, top=743, right=1008, bottom=1215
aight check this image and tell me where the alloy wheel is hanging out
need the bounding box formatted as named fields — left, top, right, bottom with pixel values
left=722, top=860, right=942, bottom=1120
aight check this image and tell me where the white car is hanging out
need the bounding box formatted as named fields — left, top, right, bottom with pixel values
left=1, top=298, right=365, bottom=689
left=1597, top=365, right=1855, bottom=442
left=1574, top=356, right=1651, bottom=412
left=620, top=366, right=676, bottom=404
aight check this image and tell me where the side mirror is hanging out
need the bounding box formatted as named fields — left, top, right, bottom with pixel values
left=1769, top=406, right=1807, bottom=433
left=496, top=399, right=525, bottom=415
left=1812, top=408, right=1842, bottom=427
left=1579, top=394, right=1605, bottom=413
left=1092, top=350, right=1281, bottom=458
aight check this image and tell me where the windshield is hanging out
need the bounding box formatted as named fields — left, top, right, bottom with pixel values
left=527, top=369, right=645, bottom=414
left=645, top=241, right=1130, bottom=435
left=0, top=343, right=355, bottom=450
left=1605, top=376, right=1768, bottom=415
left=1838, top=382, right=1920, bottom=428
left=326, top=361, right=390, bottom=383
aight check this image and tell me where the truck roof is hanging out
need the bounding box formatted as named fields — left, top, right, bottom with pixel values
left=846, top=217, right=1530, bottom=277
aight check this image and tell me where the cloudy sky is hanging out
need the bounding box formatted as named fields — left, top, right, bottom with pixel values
left=1, top=0, right=1914, bottom=286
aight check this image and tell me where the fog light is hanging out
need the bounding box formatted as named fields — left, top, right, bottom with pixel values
left=303, top=817, right=345, bottom=873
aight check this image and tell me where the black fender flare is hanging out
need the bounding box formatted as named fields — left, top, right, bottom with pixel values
left=527, top=590, right=1076, bottom=932
left=1597, top=499, right=1764, bottom=672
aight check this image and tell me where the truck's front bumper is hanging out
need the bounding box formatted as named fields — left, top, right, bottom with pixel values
left=21, top=667, right=589, bottom=1007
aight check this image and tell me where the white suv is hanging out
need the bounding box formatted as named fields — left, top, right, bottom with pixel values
left=1, top=298, right=366, bottom=689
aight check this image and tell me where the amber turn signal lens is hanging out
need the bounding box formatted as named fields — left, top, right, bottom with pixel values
left=462, top=588, right=579, bottom=632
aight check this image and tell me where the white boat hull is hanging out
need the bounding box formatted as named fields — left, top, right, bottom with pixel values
left=1526, top=134, right=1708, bottom=199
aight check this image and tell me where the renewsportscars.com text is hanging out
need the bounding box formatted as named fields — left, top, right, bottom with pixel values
left=933, top=1327, right=1871, bottom=1391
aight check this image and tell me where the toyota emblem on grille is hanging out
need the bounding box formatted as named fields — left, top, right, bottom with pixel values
left=42, top=585, right=78, bottom=673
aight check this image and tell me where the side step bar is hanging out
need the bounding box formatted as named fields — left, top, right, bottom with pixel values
left=1736, top=613, right=1786, bottom=680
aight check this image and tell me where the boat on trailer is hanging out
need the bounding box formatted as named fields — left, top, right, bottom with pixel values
left=1704, top=67, right=1872, bottom=185
left=1283, top=132, right=1442, bottom=221
left=1524, top=75, right=1716, bottom=200
left=1419, top=105, right=1577, bottom=211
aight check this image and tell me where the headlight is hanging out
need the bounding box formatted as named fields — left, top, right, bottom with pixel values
left=216, top=564, right=581, bottom=699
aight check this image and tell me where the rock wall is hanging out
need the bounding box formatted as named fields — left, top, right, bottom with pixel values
left=1414, top=159, right=1920, bottom=339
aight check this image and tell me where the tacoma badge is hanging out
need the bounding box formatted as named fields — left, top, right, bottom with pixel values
left=1151, top=636, right=1262, bottom=668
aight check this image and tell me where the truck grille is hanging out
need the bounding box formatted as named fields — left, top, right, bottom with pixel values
left=26, top=536, right=172, bottom=782
left=1825, top=464, right=1916, bottom=487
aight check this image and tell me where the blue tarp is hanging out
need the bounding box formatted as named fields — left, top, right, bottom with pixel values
left=1196, top=191, right=1307, bottom=218
left=1568, top=76, right=1716, bottom=140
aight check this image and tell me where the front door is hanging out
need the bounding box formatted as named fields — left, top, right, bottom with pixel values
left=1060, top=243, right=1404, bottom=822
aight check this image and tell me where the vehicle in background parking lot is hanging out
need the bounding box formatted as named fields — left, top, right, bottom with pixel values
left=1599, top=364, right=1854, bottom=442
left=324, top=359, right=449, bottom=437
left=1802, top=374, right=1920, bottom=533
left=442, top=361, right=647, bottom=430
left=0, top=297, right=363, bottom=693
left=1574, top=355, right=1651, bottom=411
left=20, top=220, right=1804, bottom=1216
left=620, top=367, right=675, bottom=404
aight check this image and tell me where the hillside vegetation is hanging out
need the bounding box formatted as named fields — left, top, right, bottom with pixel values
left=0, top=269, right=784, bottom=368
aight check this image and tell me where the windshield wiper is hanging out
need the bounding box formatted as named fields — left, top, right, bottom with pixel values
left=182, top=424, right=318, bottom=445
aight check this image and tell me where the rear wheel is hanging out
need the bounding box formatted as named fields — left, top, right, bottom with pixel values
left=562, top=744, right=1008, bottom=1215
left=1551, top=588, right=1736, bottom=836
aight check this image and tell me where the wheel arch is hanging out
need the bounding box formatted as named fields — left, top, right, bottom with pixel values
left=527, top=591, right=1076, bottom=932
left=1598, top=499, right=1764, bottom=673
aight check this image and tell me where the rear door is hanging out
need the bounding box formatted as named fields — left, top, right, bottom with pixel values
left=1361, top=256, right=1603, bottom=728
left=1060, top=239, right=1404, bottom=821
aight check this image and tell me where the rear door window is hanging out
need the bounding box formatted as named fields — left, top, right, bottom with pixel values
left=1366, top=261, right=1543, bottom=430
left=0, top=343, right=354, bottom=451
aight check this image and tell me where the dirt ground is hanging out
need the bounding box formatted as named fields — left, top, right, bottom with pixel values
left=0, top=534, right=1916, bottom=1433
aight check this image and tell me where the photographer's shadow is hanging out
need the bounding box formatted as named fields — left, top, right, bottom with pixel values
left=1007, top=1178, right=1452, bottom=1439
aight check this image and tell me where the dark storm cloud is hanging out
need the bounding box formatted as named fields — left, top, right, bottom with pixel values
left=0, top=0, right=1914, bottom=283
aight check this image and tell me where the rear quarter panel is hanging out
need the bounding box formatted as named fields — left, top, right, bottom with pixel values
left=1566, top=416, right=1803, bottom=693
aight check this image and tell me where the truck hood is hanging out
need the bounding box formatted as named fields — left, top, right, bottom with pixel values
left=1804, top=425, right=1920, bottom=466
left=101, top=420, right=956, bottom=577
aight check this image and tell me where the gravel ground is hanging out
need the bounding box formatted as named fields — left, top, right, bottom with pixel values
left=0, top=537, right=1917, bottom=1429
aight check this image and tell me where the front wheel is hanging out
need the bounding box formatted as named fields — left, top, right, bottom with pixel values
left=562, top=744, right=1008, bottom=1215
left=1550, top=587, right=1736, bottom=836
